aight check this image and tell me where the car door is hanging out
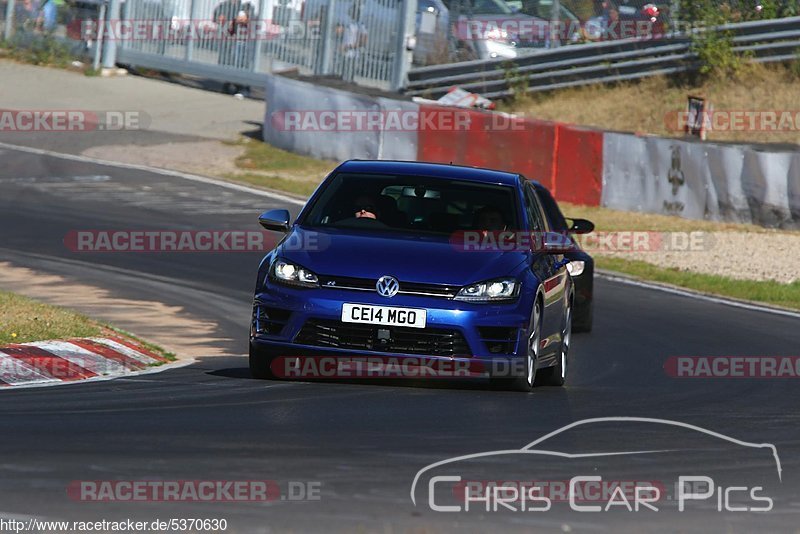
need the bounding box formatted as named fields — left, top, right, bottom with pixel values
left=524, top=182, right=568, bottom=348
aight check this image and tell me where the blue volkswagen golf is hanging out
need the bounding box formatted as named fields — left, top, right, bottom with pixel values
left=249, top=160, right=574, bottom=391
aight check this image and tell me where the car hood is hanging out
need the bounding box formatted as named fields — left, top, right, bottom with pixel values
left=279, top=226, right=528, bottom=286
left=457, top=13, right=546, bottom=41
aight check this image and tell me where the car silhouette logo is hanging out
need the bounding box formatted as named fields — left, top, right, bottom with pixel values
left=376, top=276, right=400, bottom=298
left=410, top=417, right=782, bottom=506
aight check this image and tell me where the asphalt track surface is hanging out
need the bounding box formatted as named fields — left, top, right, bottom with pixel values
left=1, top=145, right=800, bottom=533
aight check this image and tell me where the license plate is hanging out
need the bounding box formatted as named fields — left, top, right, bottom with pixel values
left=341, top=303, right=427, bottom=329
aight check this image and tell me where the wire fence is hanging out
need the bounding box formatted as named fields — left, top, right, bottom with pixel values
left=0, top=0, right=417, bottom=90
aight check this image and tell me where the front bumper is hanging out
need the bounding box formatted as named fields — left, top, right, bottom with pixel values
left=250, top=280, right=535, bottom=372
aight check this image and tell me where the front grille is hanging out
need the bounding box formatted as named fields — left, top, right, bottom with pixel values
left=478, top=327, right=520, bottom=355
left=253, top=306, right=291, bottom=336
left=317, top=275, right=458, bottom=299
left=295, top=319, right=471, bottom=357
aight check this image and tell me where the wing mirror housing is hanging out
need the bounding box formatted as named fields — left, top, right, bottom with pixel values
left=258, top=209, right=291, bottom=232
left=567, top=218, right=594, bottom=235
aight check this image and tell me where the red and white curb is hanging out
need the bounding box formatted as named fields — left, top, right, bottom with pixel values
left=0, top=337, right=176, bottom=388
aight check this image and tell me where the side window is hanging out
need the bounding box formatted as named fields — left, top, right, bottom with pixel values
left=524, top=183, right=548, bottom=232
left=535, top=186, right=568, bottom=232
left=531, top=187, right=551, bottom=232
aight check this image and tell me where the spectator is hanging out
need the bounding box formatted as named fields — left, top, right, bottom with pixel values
left=216, top=0, right=254, bottom=97
left=338, top=1, right=368, bottom=81
left=37, top=0, right=59, bottom=32
left=214, top=0, right=241, bottom=29
left=14, top=0, right=37, bottom=31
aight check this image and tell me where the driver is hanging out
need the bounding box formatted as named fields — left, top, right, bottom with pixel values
left=352, top=195, right=380, bottom=220
left=475, top=205, right=507, bottom=232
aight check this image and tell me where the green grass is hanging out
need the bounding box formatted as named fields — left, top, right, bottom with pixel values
left=597, top=257, right=800, bottom=311
left=0, top=290, right=101, bottom=344
left=559, top=201, right=772, bottom=233
left=229, top=172, right=321, bottom=197
left=0, top=290, right=175, bottom=361
left=224, top=138, right=334, bottom=197
left=229, top=138, right=334, bottom=175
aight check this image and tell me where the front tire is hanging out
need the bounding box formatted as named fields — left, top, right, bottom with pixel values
left=572, top=300, right=593, bottom=333
left=492, top=299, right=541, bottom=392
left=539, top=295, right=572, bottom=387
left=249, top=343, right=276, bottom=380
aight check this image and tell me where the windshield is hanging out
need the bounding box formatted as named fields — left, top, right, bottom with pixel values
left=471, top=0, right=514, bottom=14
left=443, top=0, right=514, bottom=15
left=301, top=172, right=521, bottom=236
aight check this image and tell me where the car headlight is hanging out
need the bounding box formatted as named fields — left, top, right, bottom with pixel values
left=270, top=259, right=319, bottom=288
left=454, top=278, right=519, bottom=302
left=485, top=27, right=509, bottom=41
left=566, top=260, right=585, bottom=277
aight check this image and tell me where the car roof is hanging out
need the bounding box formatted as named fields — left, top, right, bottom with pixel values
left=337, top=160, right=526, bottom=187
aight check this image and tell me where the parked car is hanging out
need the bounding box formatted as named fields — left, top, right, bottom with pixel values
left=250, top=161, right=576, bottom=391
left=444, top=0, right=565, bottom=50
left=584, top=0, right=670, bottom=41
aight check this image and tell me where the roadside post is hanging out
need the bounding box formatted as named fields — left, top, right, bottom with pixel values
left=93, top=0, right=108, bottom=72
left=3, top=0, right=15, bottom=41
left=185, top=0, right=198, bottom=61
left=391, top=0, right=417, bottom=91
left=316, top=0, right=337, bottom=75
left=101, top=0, right=120, bottom=69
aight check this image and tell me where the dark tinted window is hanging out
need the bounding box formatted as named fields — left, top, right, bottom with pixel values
left=302, top=172, right=521, bottom=235
left=533, top=184, right=568, bottom=232
left=523, top=183, right=546, bottom=232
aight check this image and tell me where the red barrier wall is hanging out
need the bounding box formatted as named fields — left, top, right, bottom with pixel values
left=416, top=104, right=602, bottom=206
left=553, top=124, right=603, bottom=205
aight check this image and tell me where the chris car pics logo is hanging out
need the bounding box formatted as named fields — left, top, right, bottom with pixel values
left=410, top=417, right=781, bottom=513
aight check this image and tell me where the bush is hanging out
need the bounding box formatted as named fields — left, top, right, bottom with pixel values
left=4, top=34, right=74, bottom=67
left=689, top=1, right=745, bottom=76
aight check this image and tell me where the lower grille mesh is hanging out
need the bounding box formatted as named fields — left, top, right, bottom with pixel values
left=295, top=319, right=471, bottom=356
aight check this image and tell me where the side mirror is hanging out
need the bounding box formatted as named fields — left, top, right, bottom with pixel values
left=567, top=218, right=594, bottom=235
left=258, top=209, right=291, bottom=232
left=541, top=231, right=574, bottom=254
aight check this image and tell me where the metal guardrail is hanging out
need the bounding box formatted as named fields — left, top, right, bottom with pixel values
left=405, top=16, right=800, bottom=99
